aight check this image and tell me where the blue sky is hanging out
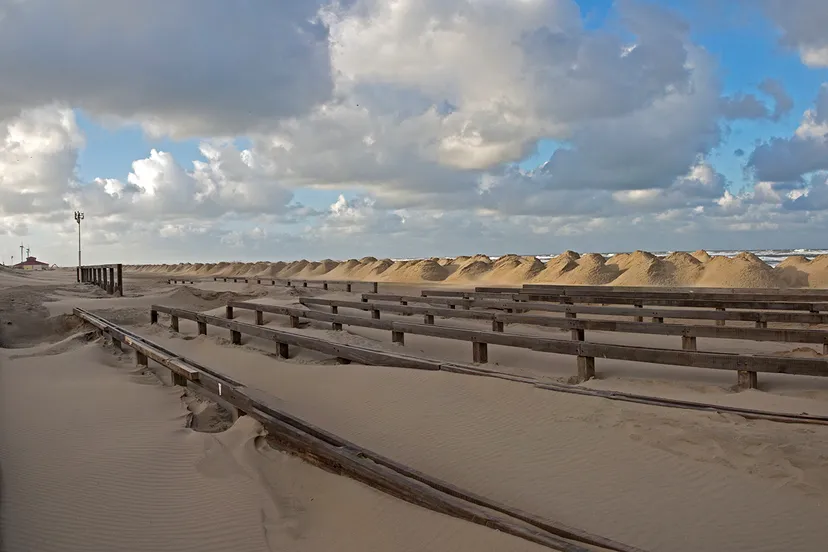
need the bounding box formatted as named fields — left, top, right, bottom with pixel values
left=72, top=0, right=826, bottom=207
left=4, top=0, right=828, bottom=264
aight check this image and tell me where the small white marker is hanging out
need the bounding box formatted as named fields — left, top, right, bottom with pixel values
left=218, top=383, right=222, bottom=396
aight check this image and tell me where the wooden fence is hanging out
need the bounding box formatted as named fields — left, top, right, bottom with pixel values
left=210, top=276, right=379, bottom=292
left=300, top=297, right=828, bottom=353
left=190, top=301, right=828, bottom=389
left=363, top=293, right=828, bottom=326
left=80, top=264, right=123, bottom=296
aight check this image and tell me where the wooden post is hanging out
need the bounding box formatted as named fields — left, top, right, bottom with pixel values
left=232, top=278, right=238, bottom=283
left=492, top=320, right=504, bottom=332
left=565, top=312, right=576, bottom=319
left=170, top=316, right=179, bottom=332
left=302, top=282, right=308, bottom=287
left=257, top=279, right=261, bottom=285
left=823, top=342, right=828, bottom=355
left=652, top=317, right=664, bottom=324
left=472, top=342, right=488, bottom=363
left=371, top=309, right=380, bottom=320
left=577, top=356, right=595, bottom=382
left=572, top=328, right=585, bottom=341
left=332, top=322, right=343, bottom=331
left=424, top=314, right=435, bottom=325
left=634, top=302, right=643, bottom=322
left=331, top=306, right=338, bottom=314
left=136, top=351, right=148, bottom=367
left=289, top=315, right=300, bottom=328
left=225, top=305, right=234, bottom=319
left=716, top=307, right=726, bottom=326
left=150, top=310, right=158, bottom=324
left=362, top=296, right=368, bottom=303
left=737, top=370, right=758, bottom=390
left=755, top=320, right=767, bottom=329
left=255, top=310, right=264, bottom=325
left=276, top=342, right=290, bottom=358
left=230, top=330, right=242, bottom=345
left=449, top=304, right=456, bottom=310
left=372, top=282, right=378, bottom=293
left=682, top=336, right=697, bottom=351
left=102, top=267, right=108, bottom=293
left=197, top=321, right=207, bottom=335
left=392, top=330, right=405, bottom=345
left=171, top=371, right=187, bottom=387
left=346, top=283, right=352, bottom=292
left=323, top=282, right=328, bottom=290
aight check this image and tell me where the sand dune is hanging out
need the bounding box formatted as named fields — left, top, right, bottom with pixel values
left=128, top=248, right=828, bottom=287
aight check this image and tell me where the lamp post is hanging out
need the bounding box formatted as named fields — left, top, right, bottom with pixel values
left=74, top=211, right=84, bottom=282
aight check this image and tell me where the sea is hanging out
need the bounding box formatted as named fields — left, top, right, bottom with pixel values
left=530, top=249, right=828, bottom=268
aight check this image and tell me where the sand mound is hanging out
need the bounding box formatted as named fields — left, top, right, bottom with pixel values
left=378, top=259, right=449, bottom=282
left=555, top=254, right=620, bottom=285
left=446, top=260, right=493, bottom=282
left=691, top=250, right=712, bottom=262
left=607, top=250, right=658, bottom=272
left=611, top=255, right=680, bottom=287
left=696, top=255, right=782, bottom=288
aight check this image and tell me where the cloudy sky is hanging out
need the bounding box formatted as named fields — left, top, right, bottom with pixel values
left=1, top=0, right=828, bottom=265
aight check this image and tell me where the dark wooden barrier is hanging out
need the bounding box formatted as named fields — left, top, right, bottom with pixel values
left=212, top=301, right=828, bottom=389
left=168, top=278, right=196, bottom=284
left=80, top=264, right=123, bottom=296
left=521, top=283, right=828, bottom=300
left=211, top=276, right=378, bottom=292
left=301, top=297, right=828, bottom=354
left=367, top=293, right=828, bottom=326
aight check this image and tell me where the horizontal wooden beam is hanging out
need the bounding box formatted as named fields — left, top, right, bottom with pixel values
left=213, top=302, right=828, bottom=378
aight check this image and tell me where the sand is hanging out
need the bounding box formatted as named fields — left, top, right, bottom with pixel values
left=129, top=248, right=828, bottom=287
left=3, top=267, right=828, bottom=551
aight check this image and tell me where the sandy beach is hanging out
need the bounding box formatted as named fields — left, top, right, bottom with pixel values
left=2, top=260, right=828, bottom=551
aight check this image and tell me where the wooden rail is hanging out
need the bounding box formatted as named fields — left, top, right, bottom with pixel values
left=300, top=297, right=828, bottom=354
left=521, top=283, right=828, bottom=300
left=213, top=302, right=828, bottom=389
left=363, top=293, right=828, bottom=326
left=80, top=264, right=123, bottom=296
left=168, top=278, right=196, bottom=284
left=77, top=308, right=625, bottom=552
left=211, top=276, right=379, bottom=292
left=420, top=289, right=828, bottom=312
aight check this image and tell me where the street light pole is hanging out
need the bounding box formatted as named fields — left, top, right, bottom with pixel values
left=74, top=211, right=84, bottom=282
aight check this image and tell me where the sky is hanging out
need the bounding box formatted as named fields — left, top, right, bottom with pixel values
left=2, top=0, right=828, bottom=265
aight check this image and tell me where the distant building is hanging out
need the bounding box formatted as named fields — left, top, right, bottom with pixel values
left=13, top=256, right=50, bottom=270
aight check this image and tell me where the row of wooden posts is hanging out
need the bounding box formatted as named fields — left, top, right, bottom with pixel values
left=79, top=264, right=123, bottom=296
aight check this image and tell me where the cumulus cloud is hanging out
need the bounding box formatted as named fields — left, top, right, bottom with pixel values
left=764, top=0, right=828, bottom=67
left=748, top=84, right=828, bottom=182
left=0, top=0, right=333, bottom=137
left=3, top=0, right=825, bottom=264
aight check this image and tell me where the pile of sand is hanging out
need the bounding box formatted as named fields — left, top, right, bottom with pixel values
left=377, top=259, right=450, bottom=282
left=127, top=249, right=828, bottom=288
left=695, top=253, right=784, bottom=288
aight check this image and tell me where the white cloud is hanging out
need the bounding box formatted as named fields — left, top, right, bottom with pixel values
left=764, top=0, right=828, bottom=67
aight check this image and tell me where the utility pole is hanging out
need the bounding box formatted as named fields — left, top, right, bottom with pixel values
left=74, top=211, right=84, bottom=282
left=19, top=244, right=23, bottom=263
left=26, top=246, right=30, bottom=259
